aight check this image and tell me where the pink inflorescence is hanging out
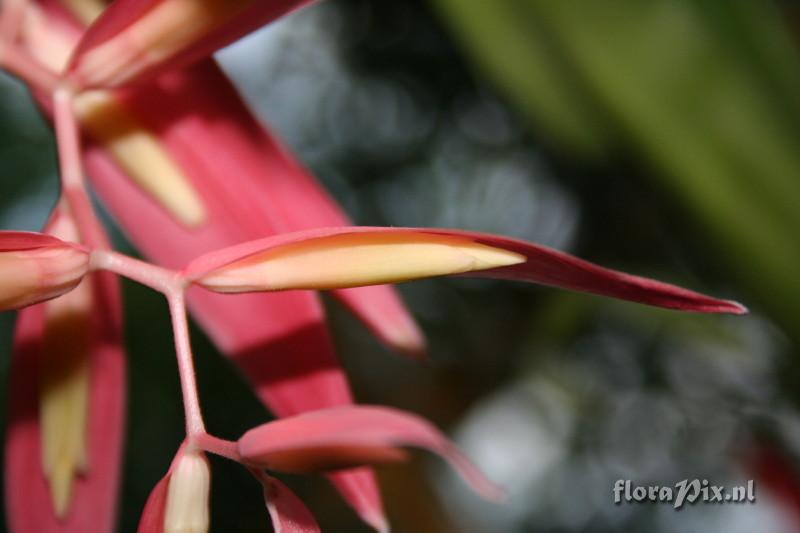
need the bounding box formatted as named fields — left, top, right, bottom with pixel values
left=0, top=1, right=745, bottom=532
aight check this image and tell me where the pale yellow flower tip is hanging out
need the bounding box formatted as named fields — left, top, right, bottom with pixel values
left=0, top=246, right=89, bottom=311
left=164, top=451, right=211, bottom=533
left=197, top=232, right=526, bottom=293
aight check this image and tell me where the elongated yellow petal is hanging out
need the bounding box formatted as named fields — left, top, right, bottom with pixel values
left=197, top=232, right=526, bottom=293
left=39, top=277, right=92, bottom=517
left=74, top=91, right=207, bottom=227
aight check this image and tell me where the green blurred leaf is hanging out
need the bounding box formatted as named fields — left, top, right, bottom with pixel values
left=431, top=0, right=800, bottom=335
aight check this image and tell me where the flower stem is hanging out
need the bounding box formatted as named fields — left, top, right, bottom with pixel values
left=90, top=249, right=184, bottom=294
left=53, top=87, right=108, bottom=249
left=167, top=290, right=206, bottom=438
left=90, top=237, right=204, bottom=442
left=195, top=433, right=240, bottom=462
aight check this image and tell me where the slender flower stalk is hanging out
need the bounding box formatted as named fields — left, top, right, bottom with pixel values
left=90, top=250, right=204, bottom=441
left=167, top=292, right=206, bottom=438
left=90, top=250, right=180, bottom=294
left=52, top=87, right=108, bottom=250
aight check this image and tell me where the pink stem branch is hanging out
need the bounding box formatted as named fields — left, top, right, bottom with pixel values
left=53, top=87, right=108, bottom=248
left=90, top=239, right=204, bottom=442
left=195, top=433, right=240, bottom=462
left=91, top=249, right=183, bottom=294
left=167, top=290, right=206, bottom=437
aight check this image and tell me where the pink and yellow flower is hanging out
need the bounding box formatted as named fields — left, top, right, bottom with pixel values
left=0, top=0, right=748, bottom=532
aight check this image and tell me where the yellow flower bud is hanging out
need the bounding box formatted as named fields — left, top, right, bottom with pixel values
left=196, top=232, right=526, bottom=293
left=163, top=451, right=211, bottom=533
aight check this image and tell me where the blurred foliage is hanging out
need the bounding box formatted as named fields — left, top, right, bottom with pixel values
left=431, top=0, right=800, bottom=338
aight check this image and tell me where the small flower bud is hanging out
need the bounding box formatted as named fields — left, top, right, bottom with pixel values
left=163, top=451, right=211, bottom=533
left=0, top=234, right=89, bottom=311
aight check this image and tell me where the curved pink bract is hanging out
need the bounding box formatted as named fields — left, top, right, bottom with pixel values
left=239, top=406, right=505, bottom=503
left=186, top=226, right=746, bottom=315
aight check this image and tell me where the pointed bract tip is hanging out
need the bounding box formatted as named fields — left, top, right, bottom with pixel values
left=366, top=512, right=391, bottom=533
left=331, top=284, right=427, bottom=359
left=728, top=300, right=749, bottom=315
left=683, top=298, right=748, bottom=315
left=386, top=322, right=427, bottom=360
left=439, top=441, right=507, bottom=504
